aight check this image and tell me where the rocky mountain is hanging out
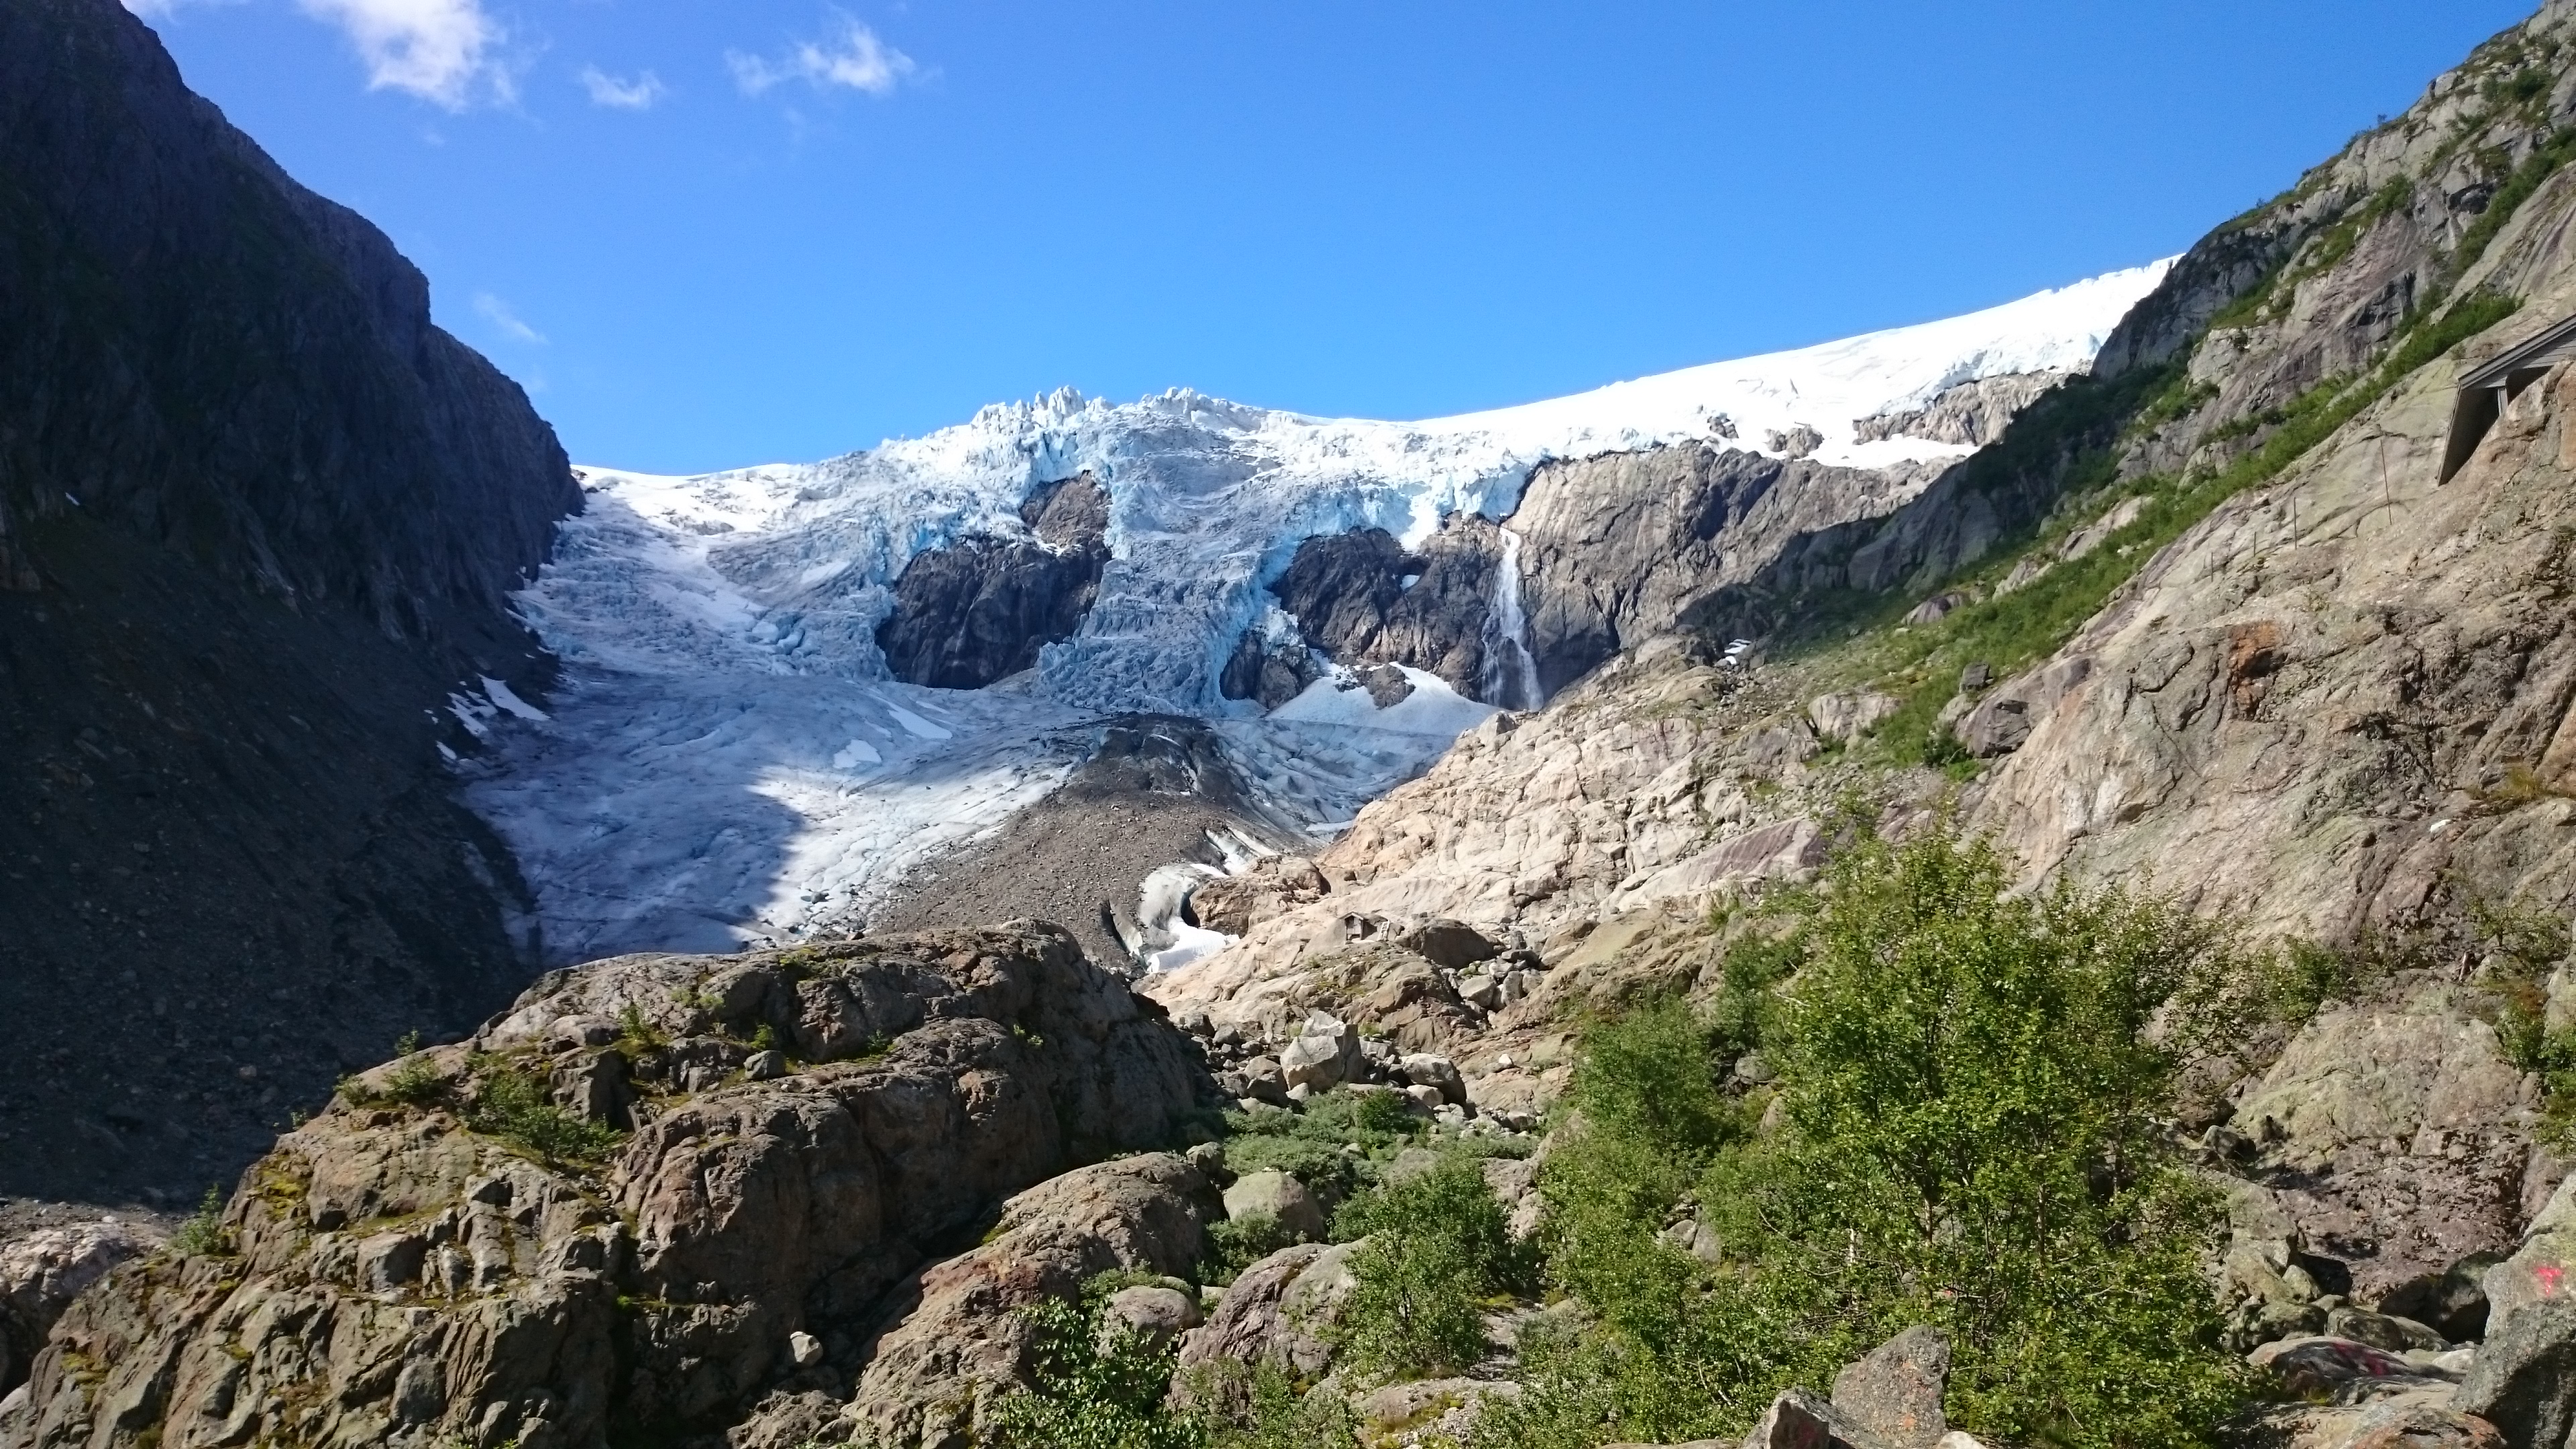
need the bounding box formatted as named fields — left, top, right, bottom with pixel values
left=0, top=0, right=580, bottom=1212
left=32, top=1, right=2576, bottom=1446
left=464, top=270, right=2155, bottom=967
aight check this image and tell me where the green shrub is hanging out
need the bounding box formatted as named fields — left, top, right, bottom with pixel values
left=1218, top=1089, right=1424, bottom=1208
left=983, top=1279, right=1205, bottom=1449
left=1205, top=1361, right=1357, bottom=1449
left=2477, top=897, right=2576, bottom=1144
left=168, top=1186, right=231, bottom=1258
left=612, top=1002, right=668, bottom=1056
left=1330, top=1157, right=1539, bottom=1383
left=467, top=1064, right=623, bottom=1165
left=338, top=1031, right=446, bottom=1110
left=1481, top=826, right=2246, bottom=1449
left=1564, top=999, right=1737, bottom=1155
left=1203, top=1212, right=1301, bottom=1285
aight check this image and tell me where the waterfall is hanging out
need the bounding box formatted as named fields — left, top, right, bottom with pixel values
left=1480, top=526, right=1542, bottom=710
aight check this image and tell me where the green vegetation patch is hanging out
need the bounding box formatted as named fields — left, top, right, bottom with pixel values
left=1853, top=288, right=2520, bottom=767
left=1330, top=1157, right=1541, bottom=1383
left=1473, top=826, right=2253, bottom=1449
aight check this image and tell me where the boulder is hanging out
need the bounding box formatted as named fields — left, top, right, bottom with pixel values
left=1739, top=1387, right=1879, bottom=1448
left=1359, top=663, right=1416, bottom=708
left=1224, top=1171, right=1327, bottom=1244
left=2376, top=1253, right=2499, bottom=1344
left=1280, top=1013, right=1364, bottom=1091
left=1956, top=657, right=2092, bottom=758
left=2326, top=1307, right=2447, bottom=1353
left=1831, top=1325, right=1950, bottom=1447
left=2482, top=1174, right=2576, bottom=1328
left=1234, top=1055, right=1292, bottom=1107
left=2249, top=1335, right=2432, bottom=1397
left=2455, top=1299, right=2576, bottom=1449
left=1957, top=694, right=2033, bottom=757
left=1808, top=691, right=1903, bottom=743
left=2251, top=1395, right=2506, bottom=1449
left=1397, top=918, right=1502, bottom=970
left=1175, top=1240, right=1366, bottom=1399
left=0, top=1220, right=154, bottom=1393
left=1356, top=1377, right=1521, bottom=1442
left=847, top=1154, right=1212, bottom=1446
left=1190, top=856, right=1331, bottom=936
left=1099, top=1284, right=1203, bottom=1352
left=1401, top=1053, right=1468, bottom=1105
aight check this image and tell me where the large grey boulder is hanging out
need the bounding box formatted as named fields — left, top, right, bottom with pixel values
left=1831, top=1325, right=1950, bottom=1447
left=1396, top=918, right=1501, bottom=970
left=1175, top=1239, right=1368, bottom=1402
left=0, top=1220, right=154, bottom=1393
left=2455, top=1299, right=2576, bottom=1448
left=848, top=1154, right=1213, bottom=1446
left=1739, top=1388, right=1880, bottom=1449
left=1400, top=1053, right=1468, bottom=1105
left=1279, top=1012, right=1364, bottom=1091
left=1224, top=1171, right=1327, bottom=1243
left=1099, top=1284, right=1203, bottom=1353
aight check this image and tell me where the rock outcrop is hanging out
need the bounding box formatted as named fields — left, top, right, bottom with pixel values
left=1260, top=517, right=1505, bottom=701
left=0, top=0, right=580, bottom=1203
left=0, top=1221, right=153, bottom=1397
left=1509, top=445, right=1944, bottom=699
left=875, top=474, right=1112, bottom=688
left=5, top=923, right=1211, bottom=1449
left=1855, top=371, right=2073, bottom=448
left=847, top=1155, right=1212, bottom=1446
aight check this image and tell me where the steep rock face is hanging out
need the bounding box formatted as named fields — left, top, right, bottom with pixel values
left=1257, top=516, right=1505, bottom=701
left=875, top=474, right=1111, bottom=689
left=5, top=924, right=1211, bottom=1449
left=1511, top=445, right=1943, bottom=697
left=1966, top=336, right=2576, bottom=942
left=1853, top=370, right=2072, bottom=447
left=1701, top=1, right=2576, bottom=634
left=1254, top=443, right=1965, bottom=708
left=0, top=0, right=579, bottom=1203
left=0, top=0, right=574, bottom=633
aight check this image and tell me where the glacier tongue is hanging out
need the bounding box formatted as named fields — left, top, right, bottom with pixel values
left=468, top=261, right=2170, bottom=962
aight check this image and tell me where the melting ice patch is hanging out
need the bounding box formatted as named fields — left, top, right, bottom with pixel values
left=466, top=262, right=2170, bottom=960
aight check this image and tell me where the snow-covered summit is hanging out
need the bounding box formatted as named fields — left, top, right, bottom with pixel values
left=473, top=260, right=2170, bottom=961
left=526, top=260, right=2167, bottom=717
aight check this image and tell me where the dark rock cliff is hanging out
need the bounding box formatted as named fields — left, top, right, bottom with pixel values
left=0, top=0, right=580, bottom=1208
left=1245, top=516, right=1506, bottom=703
left=875, top=474, right=1111, bottom=689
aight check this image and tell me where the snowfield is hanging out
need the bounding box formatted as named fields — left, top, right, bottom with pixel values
left=463, top=261, right=2169, bottom=962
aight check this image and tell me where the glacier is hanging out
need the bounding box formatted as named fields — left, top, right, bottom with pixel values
left=462, top=260, right=2170, bottom=963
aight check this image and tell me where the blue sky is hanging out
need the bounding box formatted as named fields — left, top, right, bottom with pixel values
left=135, top=0, right=2533, bottom=474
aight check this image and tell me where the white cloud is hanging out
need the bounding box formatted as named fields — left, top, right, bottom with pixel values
left=297, top=0, right=503, bottom=109
left=729, top=14, right=915, bottom=98
left=473, top=292, right=545, bottom=345
left=578, top=65, right=666, bottom=110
